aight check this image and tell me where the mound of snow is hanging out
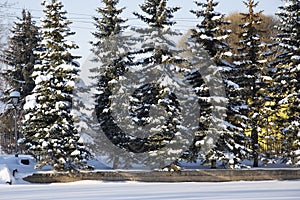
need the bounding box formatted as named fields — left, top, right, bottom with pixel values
left=0, top=155, right=36, bottom=184
left=0, top=164, right=13, bottom=184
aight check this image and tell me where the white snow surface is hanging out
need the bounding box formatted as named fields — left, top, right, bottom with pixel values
left=0, top=180, right=299, bottom=200
left=0, top=154, right=110, bottom=185
left=0, top=164, right=12, bottom=184
left=0, top=155, right=299, bottom=199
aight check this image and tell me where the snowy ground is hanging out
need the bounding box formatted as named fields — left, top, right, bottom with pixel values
left=0, top=154, right=110, bottom=184
left=0, top=180, right=299, bottom=200
left=0, top=155, right=299, bottom=199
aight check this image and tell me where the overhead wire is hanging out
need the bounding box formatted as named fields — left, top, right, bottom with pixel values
left=1, top=5, right=196, bottom=32
left=2, top=6, right=198, bottom=21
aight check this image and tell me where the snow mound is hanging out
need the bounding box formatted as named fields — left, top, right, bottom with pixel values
left=0, top=164, right=13, bottom=184
left=0, top=155, right=36, bottom=184
left=0, top=154, right=111, bottom=184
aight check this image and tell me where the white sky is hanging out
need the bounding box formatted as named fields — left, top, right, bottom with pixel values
left=0, top=0, right=283, bottom=81
left=1, top=0, right=283, bottom=61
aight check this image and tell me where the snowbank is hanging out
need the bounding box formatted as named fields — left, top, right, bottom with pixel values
left=0, top=155, right=36, bottom=184
left=0, top=164, right=13, bottom=184
left=0, top=154, right=110, bottom=184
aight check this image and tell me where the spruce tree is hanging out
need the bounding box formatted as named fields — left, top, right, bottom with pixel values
left=190, top=0, right=231, bottom=65
left=91, top=0, right=186, bottom=169
left=234, top=0, right=273, bottom=167
left=273, top=0, right=300, bottom=165
left=90, top=0, right=128, bottom=71
left=89, top=0, right=134, bottom=169
left=0, top=9, right=41, bottom=154
left=129, top=0, right=186, bottom=168
left=188, top=0, right=249, bottom=168
left=22, top=0, right=91, bottom=171
left=2, top=9, right=40, bottom=100
left=133, top=0, right=180, bottom=28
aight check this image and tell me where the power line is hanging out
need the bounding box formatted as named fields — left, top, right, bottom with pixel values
left=1, top=5, right=195, bottom=32
left=4, top=5, right=199, bottom=22
left=3, top=5, right=92, bottom=16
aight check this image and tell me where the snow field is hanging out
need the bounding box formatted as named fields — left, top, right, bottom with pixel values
left=0, top=153, right=299, bottom=199
left=0, top=180, right=299, bottom=200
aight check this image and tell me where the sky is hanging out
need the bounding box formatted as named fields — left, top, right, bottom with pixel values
left=0, top=0, right=284, bottom=81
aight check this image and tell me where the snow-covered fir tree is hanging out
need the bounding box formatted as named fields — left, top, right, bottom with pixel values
left=0, top=9, right=41, bottom=154
left=190, top=0, right=231, bottom=64
left=272, top=0, right=300, bottom=166
left=2, top=9, right=40, bottom=101
left=89, top=0, right=137, bottom=169
left=90, top=0, right=188, bottom=169
left=275, top=0, right=300, bottom=67
left=129, top=0, right=188, bottom=168
left=234, top=0, right=274, bottom=167
left=187, top=0, right=249, bottom=168
left=133, top=0, right=180, bottom=28
left=90, top=0, right=128, bottom=74
left=22, top=0, right=91, bottom=171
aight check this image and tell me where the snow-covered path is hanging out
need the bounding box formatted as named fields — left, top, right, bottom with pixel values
left=0, top=180, right=299, bottom=200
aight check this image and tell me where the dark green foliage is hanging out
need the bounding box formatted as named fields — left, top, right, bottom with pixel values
left=2, top=9, right=40, bottom=100
left=272, top=0, right=300, bottom=165
left=190, top=0, right=231, bottom=64
left=90, top=0, right=135, bottom=168
left=234, top=0, right=274, bottom=167
left=0, top=9, right=41, bottom=154
left=133, top=0, right=180, bottom=28
left=186, top=0, right=249, bottom=168
left=129, top=0, right=185, bottom=166
left=22, top=0, right=92, bottom=172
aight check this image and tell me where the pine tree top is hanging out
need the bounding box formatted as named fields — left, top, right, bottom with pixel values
left=234, top=0, right=268, bottom=67
left=190, top=0, right=231, bottom=64
left=92, top=0, right=127, bottom=40
left=133, top=0, right=180, bottom=28
left=2, top=9, right=40, bottom=97
left=40, top=0, right=80, bottom=66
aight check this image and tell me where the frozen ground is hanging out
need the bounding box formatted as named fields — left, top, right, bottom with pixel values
left=0, top=180, right=299, bottom=200
left=0, top=155, right=299, bottom=199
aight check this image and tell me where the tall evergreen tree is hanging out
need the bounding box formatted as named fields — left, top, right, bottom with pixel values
left=272, top=0, right=300, bottom=165
left=234, top=0, right=273, bottom=167
left=89, top=0, right=135, bottom=169
left=22, top=0, right=91, bottom=171
left=92, top=0, right=187, bottom=169
left=129, top=0, right=187, bottom=168
left=0, top=9, right=41, bottom=154
left=90, top=0, right=128, bottom=73
left=275, top=0, right=300, bottom=66
left=2, top=9, right=40, bottom=100
left=188, top=0, right=249, bottom=168
left=133, top=0, right=179, bottom=28
left=190, top=0, right=231, bottom=65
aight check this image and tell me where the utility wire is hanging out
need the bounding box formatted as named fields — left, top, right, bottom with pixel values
left=3, top=6, right=199, bottom=21
left=1, top=6, right=195, bottom=32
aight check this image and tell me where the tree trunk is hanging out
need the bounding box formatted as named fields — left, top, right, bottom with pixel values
left=252, top=128, right=259, bottom=167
